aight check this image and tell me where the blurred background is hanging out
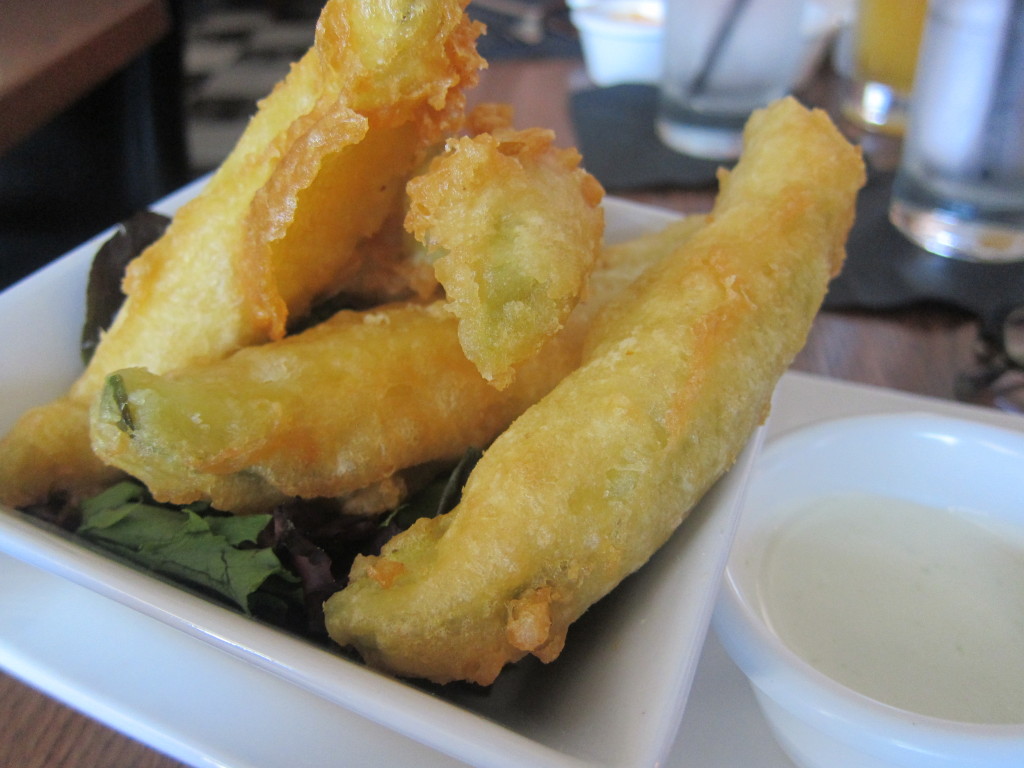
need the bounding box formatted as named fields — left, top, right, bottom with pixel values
left=0, top=0, right=585, bottom=290
left=0, top=0, right=313, bottom=289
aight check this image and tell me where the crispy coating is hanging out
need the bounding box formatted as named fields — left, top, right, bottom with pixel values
left=242, top=0, right=486, bottom=339
left=0, top=400, right=123, bottom=507
left=405, top=113, right=605, bottom=388
left=323, top=98, right=866, bottom=685
left=89, top=0, right=481, bottom=388
left=90, top=302, right=567, bottom=513
left=0, top=0, right=484, bottom=509
left=87, top=219, right=700, bottom=514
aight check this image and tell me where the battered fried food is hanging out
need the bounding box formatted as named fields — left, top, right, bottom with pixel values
left=93, top=0, right=481, bottom=386
left=0, top=0, right=484, bottom=509
left=90, top=302, right=567, bottom=513
left=323, top=98, right=866, bottom=685
left=88, top=217, right=704, bottom=514
left=405, top=109, right=605, bottom=388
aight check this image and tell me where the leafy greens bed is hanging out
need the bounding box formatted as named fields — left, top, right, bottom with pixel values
left=23, top=213, right=483, bottom=645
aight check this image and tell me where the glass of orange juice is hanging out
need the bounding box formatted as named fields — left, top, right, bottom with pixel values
left=842, top=0, right=928, bottom=134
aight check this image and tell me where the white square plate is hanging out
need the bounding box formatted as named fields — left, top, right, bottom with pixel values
left=0, top=189, right=762, bottom=768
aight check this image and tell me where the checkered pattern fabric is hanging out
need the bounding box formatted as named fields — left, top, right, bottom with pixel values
left=181, top=0, right=579, bottom=174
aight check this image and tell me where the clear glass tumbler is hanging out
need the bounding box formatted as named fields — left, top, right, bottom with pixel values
left=889, top=0, right=1024, bottom=263
left=841, top=0, right=928, bottom=135
left=655, top=0, right=807, bottom=160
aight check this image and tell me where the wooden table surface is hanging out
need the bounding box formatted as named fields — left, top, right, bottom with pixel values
left=0, top=51, right=1007, bottom=768
left=0, top=0, right=171, bottom=155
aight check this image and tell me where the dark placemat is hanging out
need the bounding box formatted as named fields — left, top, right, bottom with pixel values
left=569, top=85, right=723, bottom=191
left=825, top=169, right=1024, bottom=337
left=468, top=1, right=581, bottom=61
left=571, top=84, right=1024, bottom=338
left=569, top=86, right=1024, bottom=328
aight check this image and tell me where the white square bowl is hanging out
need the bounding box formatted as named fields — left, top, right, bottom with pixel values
left=0, top=190, right=762, bottom=768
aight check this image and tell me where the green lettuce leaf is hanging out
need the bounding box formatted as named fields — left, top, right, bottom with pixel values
left=77, top=481, right=295, bottom=613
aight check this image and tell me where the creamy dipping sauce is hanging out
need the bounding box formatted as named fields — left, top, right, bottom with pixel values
left=760, top=492, right=1024, bottom=724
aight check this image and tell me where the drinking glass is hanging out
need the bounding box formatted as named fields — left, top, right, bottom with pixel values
left=655, top=0, right=808, bottom=160
left=889, top=0, right=1024, bottom=263
left=841, top=0, right=928, bottom=135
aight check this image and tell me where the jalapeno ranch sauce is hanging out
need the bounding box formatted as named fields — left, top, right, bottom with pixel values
left=761, top=492, right=1024, bottom=724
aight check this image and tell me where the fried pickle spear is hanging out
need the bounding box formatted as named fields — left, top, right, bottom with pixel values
left=323, top=97, right=866, bottom=686
left=88, top=217, right=706, bottom=514
left=0, top=0, right=484, bottom=509
left=405, top=105, right=605, bottom=388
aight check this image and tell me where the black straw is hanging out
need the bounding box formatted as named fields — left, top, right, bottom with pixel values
left=689, top=0, right=753, bottom=98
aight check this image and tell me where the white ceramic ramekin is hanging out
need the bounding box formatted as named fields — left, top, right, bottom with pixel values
left=714, top=413, right=1024, bottom=768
